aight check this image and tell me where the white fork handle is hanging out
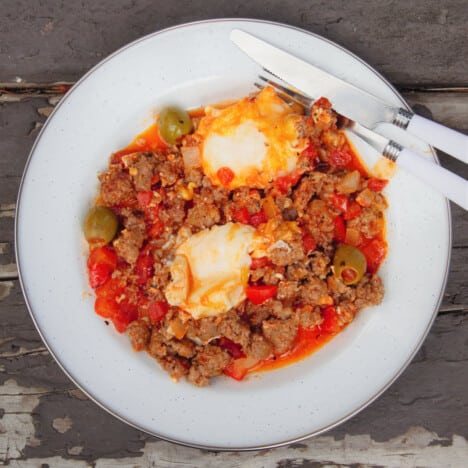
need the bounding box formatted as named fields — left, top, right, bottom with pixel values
left=397, top=148, right=468, bottom=210
left=407, top=115, right=468, bottom=164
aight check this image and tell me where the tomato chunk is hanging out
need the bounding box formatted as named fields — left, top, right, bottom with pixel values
left=249, top=209, right=267, bottom=227
left=301, top=142, right=318, bottom=160
left=246, top=285, right=278, bottom=305
left=330, top=193, right=349, bottom=213
left=360, top=238, right=387, bottom=274
left=232, top=206, right=250, bottom=224
left=217, top=167, right=235, bottom=186
left=302, top=232, right=317, bottom=253
left=368, top=178, right=388, bottom=192
left=113, top=300, right=138, bottom=333
left=148, top=300, right=169, bottom=323
left=148, top=220, right=164, bottom=238
left=329, top=148, right=352, bottom=168
left=343, top=201, right=362, bottom=220
left=320, top=306, right=340, bottom=334
left=135, top=246, right=154, bottom=285
left=333, top=216, right=346, bottom=243
left=274, top=172, right=301, bottom=194
left=87, top=246, right=118, bottom=288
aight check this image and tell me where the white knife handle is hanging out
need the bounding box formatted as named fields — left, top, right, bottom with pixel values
left=396, top=147, right=468, bottom=210
left=407, top=114, right=468, bottom=164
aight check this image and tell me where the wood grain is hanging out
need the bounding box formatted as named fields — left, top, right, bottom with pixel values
left=1, top=2, right=467, bottom=464
left=1, top=0, right=467, bottom=86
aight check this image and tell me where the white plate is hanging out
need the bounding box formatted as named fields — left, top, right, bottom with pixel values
left=16, top=19, right=451, bottom=450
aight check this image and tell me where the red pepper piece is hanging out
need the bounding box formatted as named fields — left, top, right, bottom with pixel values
left=368, top=178, right=388, bottom=192
left=333, top=216, right=346, bottom=243
left=330, top=193, right=349, bottom=213
left=329, top=148, right=353, bottom=168
left=232, top=206, right=250, bottom=224
left=148, top=300, right=169, bottom=323
left=135, top=246, right=154, bottom=285
left=112, top=300, right=138, bottom=333
left=320, top=306, right=340, bottom=334
left=249, top=209, right=267, bottom=227
left=360, top=238, right=387, bottom=274
left=274, top=172, right=301, bottom=194
left=343, top=201, right=362, bottom=220
left=217, top=166, right=235, bottom=186
left=302, top=232, right=317, bottom=253
left=87, top=246, right=118, bottom=289
left=246, top=285, right=278, bottom=305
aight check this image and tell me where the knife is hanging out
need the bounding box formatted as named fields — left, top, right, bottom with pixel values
left=230, top=29, right=468, bottom=210
left=230, top=29, right=468, bottom=164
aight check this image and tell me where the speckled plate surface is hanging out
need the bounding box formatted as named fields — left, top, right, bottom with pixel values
left=16, top=19, right=451, bottom=450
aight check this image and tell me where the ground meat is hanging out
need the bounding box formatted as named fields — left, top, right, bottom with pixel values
left=270, top=239, right=304, bottom=267
left=348, top=207, right=385, bottom=239
left=217, top=311, right=251, bottom=351
left=286, top=263, right=310, bottom=281
left=262, top=318, right=298, bottom=355
left=282, top=206, right=298, bottom=221
left=185, top=167, right=204, bottom=186
left=336, top=300, right=358, bottom=325
left=185, top=195, right=221, bottom=229
left=113, top=213, right=146, bottom=265
left=277, top=280, right=299, bottom=302
left=293, top=176, right=318, bottom=214
left=158, top=195, right=186, bottom=228
left=158, top=159, right=182, bottom=187
left=355, top=275, right=384, bottom=309
left=148, top=328, right=168, bottom=358
left=309, top=251, right=330, bottom=279
left=248, top=333, right=274, bottom=360
left=167, top=338, right=196, bottom=358
left=122, top=152, right=155, bottom=191
left=127, top=320, right=151, bottom=351
left=297, top=305, right=323, bottom=328
left=186, top=317, right=221, bottom=344
left=303, top=199, right=335, bottom=247
left=99, top=167, right=134, bottom=206
left=187, top=345, right=230, bottom=386
left=245, top=301, right=273, bottom=327
left=327, top=275, right=356, bottom=302
left=299, top=277, right=330, bottom=305
left=158, top=354, right=190, bottom=381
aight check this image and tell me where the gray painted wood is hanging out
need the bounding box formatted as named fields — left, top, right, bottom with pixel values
left=1, top=1, right=467, bottom=465
left=1, top=0, right=467, bottom=86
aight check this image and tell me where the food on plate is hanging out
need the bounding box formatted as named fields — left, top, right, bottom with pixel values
left=84, top=87, right=387, bottom=386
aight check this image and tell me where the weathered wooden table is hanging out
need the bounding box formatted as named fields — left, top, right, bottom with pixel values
left=1, top=1, right=467, bottom=466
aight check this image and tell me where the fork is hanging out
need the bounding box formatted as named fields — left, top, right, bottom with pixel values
left=256, top=76, right=468, bottom=211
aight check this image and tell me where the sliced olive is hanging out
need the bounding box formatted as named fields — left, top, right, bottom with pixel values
left=333, top=244, right=367, bottom=285
left=84, top=206, right=118, bottom=247
left=158, top=107, right=193, bottom=145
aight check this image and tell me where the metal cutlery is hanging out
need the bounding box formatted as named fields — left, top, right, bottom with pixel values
left=231, top=29, right=468, bottom=210
left=231, top=29, right=468, bottom=164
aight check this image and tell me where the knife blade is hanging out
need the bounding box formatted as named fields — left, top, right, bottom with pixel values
left=230, top=29, right=468, bottom=164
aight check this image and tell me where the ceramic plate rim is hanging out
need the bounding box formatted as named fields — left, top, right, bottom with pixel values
left=15, top=18, right=451, bottom=451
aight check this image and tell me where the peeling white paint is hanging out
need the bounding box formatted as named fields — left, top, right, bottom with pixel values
left=52, top=416, right=73, bottom=434
left=0, top=379, right=46, bottom=463
left=1, top=380, right=467, bottom=467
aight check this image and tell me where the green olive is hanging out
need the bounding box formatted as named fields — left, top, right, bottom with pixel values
left=158, top=107, right=193, bottom=145
left=84, top=206, right=118, bottom=247
left=333, top=244, right=367, bottom=285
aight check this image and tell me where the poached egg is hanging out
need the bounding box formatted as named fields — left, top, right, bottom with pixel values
left=196, top=86, right=307, bottom=189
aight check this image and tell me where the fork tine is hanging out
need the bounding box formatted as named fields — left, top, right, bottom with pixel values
left=258, top=75, right=312, bottom=109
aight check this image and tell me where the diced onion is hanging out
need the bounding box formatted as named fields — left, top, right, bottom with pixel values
left=181, top=146, right=201, bottom=169
left=337, top=170, right=360, bottom=194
